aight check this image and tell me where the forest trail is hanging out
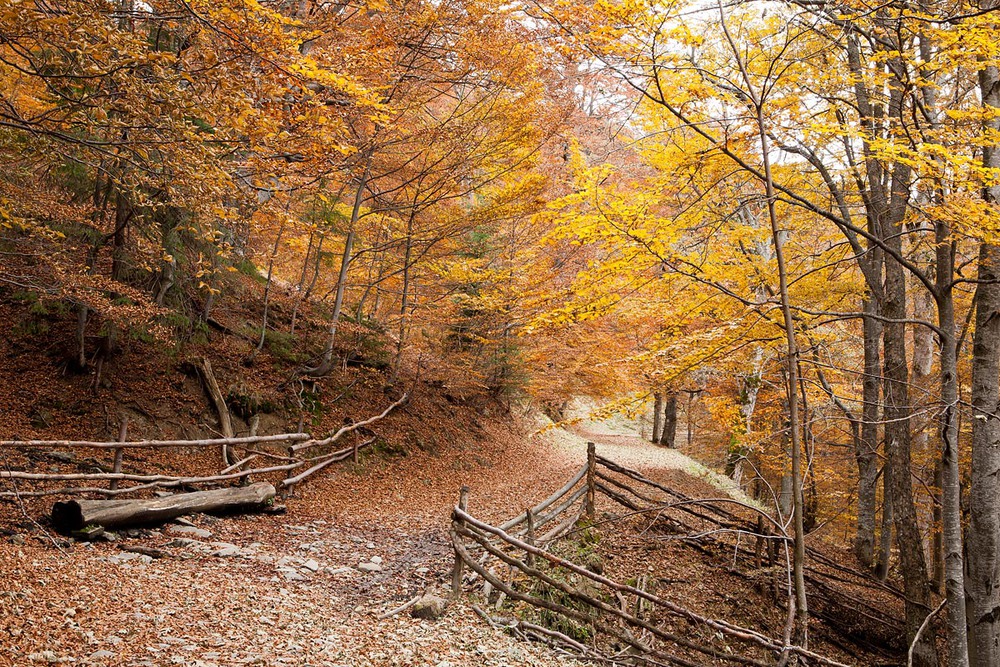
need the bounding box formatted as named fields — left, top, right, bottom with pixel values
left=0, top=413, right=736, bottom=667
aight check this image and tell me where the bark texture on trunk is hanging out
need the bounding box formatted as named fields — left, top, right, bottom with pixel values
left=651, top=393, right=663, bottom=444
left=660, top=393, right=677, bottom=448
left=111, top=188, right=130, bottom=282
left=856, top=301, right=882, bottom=569
left=315, top=164, right=369, bottom=376
left=967, top=39, right=1000, bottom=665
left=882, top=188, right=937, bottom=667
left=968, top=245, right=1000, bottom=667
left=935, top=222, right=968, bottom=666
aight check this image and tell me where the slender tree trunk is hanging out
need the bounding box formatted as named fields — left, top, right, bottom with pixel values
left=289, top=231, right=315, bottom=334
left=251, top=220, right=287, bottom=360
left=76, top=305, right=88, bottom=371
left=303, top=233, right=325, bottom=302
left=314, top=164, right=369, bottom=376
left=685, top=390, right=698, bottom=448
left=651, top=392, right=663, bottom=444
left=392, top=212, right=416, bottom=382
left=967, top=42, right=1000, bottom=664
left=660, top=392, right=677, bottom=448
left=749, top=97, right=808, bottom=646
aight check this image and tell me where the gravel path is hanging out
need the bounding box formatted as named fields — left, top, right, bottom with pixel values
left=0, top=414, right=734, bottom=667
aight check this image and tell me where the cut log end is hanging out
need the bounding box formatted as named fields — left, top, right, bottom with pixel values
left=52, top=501, right=85, bottom=534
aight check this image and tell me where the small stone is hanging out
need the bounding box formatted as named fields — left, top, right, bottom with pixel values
left=356, top=562, right=382, bottom=573
left=108, top=552, right=152, bottom=565
left=28, top=651, right=63, bottom=663
left=210, top=542, right=240, bottom=557
left=302, top=559, right=320, bottom=572
left=88, top=650, right=116, bottom=660
left=410, top=594, right=448, bottom=620
left=326, top=567, right=357, bottom=576
left=71, top=525, right=105, bottom=541
left=279, top=569, right=307, bottom=582
left=9, top=534, right=24, bottom=545
left=166, top=538, right=199, bottom=548
left=166, top=525, right=212, bottom=539
left=369, top=555, right=383, bottom=564
left=366, top=542, right=376, bottom=549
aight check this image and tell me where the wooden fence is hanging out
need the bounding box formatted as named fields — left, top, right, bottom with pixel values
left=0, top=393, right=407, bottom=498
left=450, top=442, right=902, bottom=666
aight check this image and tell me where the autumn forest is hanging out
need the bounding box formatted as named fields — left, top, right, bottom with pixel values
left=2, top=0, right=1000, bottom=665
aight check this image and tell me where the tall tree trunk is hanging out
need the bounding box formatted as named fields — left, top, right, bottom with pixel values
left=968, top=245, right=1000, bottom=666
left=651, top=392, right=663, bottom=444
left=967, top=40, right=1000, bottom=664
left=659, top=392, right=677, bottom=448
left=911, top=268, right=939, bottom=586
left=883, top=203, right=937, bottom=667
left=727, top=42, right=808, bottom=635
left=857, top=300, right=882, bottom=569
left=936, top=260, right=968, bottom=667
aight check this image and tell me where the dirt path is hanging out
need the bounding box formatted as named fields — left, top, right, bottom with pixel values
left=0, top=415, right=733, bottom=667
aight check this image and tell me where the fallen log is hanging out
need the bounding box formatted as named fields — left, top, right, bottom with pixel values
left=51, top=482, right=275, bottom=534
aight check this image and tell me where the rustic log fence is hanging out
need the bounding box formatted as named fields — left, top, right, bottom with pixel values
left=0, top=393, right=408, bottom=499
left=451, top=442, right=903, bottom=666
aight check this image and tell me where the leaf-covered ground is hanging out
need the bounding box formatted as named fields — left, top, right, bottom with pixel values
left=1, top=413, right=889, bottom=666
left=0, top=413, right=587, bottom=667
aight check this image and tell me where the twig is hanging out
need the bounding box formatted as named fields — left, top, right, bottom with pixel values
left=908, top=599, right=945, bottom=667
left=377, top=593, right=423, bottom=620
left=0, top=454, right=67, bottom=555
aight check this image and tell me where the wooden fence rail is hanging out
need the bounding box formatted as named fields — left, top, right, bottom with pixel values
left=0, top=393, right=407, bottom=498
left=450, top=443, right=901, bottom=666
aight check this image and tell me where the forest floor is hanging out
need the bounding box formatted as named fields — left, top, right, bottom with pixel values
left=0, top=412, right=759, bottom=667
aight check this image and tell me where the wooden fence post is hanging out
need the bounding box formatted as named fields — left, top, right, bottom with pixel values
left=284, top=445, right=297, bottom=496
left=586, top=441, right=596, bottom=520
left=451, top=485, right=469, bottom=599
left=525, top=507, right=535, bottom=567
left=108, top=417, right=128, bottom=493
